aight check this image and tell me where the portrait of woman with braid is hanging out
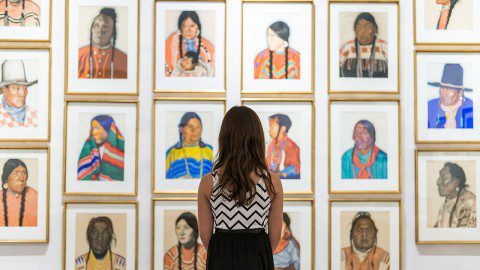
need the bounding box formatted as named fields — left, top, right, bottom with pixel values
left=163, top=212, right=207, bottom=270
left=0, top=158, right=38, bottom=227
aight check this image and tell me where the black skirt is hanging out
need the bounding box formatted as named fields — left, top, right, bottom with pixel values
left=207, top=228, right=274, bottom=270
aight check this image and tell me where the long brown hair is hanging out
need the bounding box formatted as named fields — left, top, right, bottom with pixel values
left=213, top=106, right=275, bottom=206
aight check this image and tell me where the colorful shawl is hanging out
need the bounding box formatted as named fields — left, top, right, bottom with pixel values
left=77, top=115, right=125, bottom=181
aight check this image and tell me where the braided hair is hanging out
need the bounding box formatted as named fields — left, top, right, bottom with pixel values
left=437, top=0, right=459, bottom=30
left=442, top=162, right=468, bottom=227
left=353, top=12, right=378, bottom=77
left=3, top=0, right=26, bottom=26
left=349, top=212, right=378, bottom=268
left=89, top=7, right=118, bottom=78
left=177, top=11, right=202, bottom=63
left=175, top=212, right=199, bottom=270
left=174, top=112, right=206, bottom=149
left=268, top=21, right=290, bottom=79
left=85, top=216, right=116, bottom=269
left=2, top=159, right=28, bottom=227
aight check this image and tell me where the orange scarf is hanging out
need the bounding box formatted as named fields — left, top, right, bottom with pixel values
left=352, top=146, right=379, bottom=179
left=274, top=230, right=300, bottom=254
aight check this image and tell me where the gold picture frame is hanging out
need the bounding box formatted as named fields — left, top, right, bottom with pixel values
left=62, top=100, right=139, bottom=196
left=328, top=199, right=402, bottom=270
left=0, top=146, right=50, bottom=243
left=62, top=200, right=139, bottom=270
left=240, top=0, right=315, bottom=94
left=327, top=0, right=400, bottom=94
left=153, top=0, right=227, bottom=93
left=328, top=97, right=402, bottom=194
left=64, top=0, right=141, bottom=95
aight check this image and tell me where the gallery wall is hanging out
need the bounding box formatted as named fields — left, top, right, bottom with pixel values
left=0, top=0, right=480, bottom=269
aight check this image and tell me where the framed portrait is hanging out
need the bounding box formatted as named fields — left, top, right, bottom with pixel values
left=63, top=101, right=138, bottom=196
left=0, top=47, right=50, bottom=142
left=153, top=98, right=225, bottom=194
left=414, top=0, right=480, bottom=44
left=154, top=0, right=226, bottom=92
left=329, top=99, right=400, bottom=194
left=329, top=200, right=401, bottom=270
left=242, top=99, right=314, bottom=194
left=0, top=0, right=51, bottom=41
left=241, top=0, right=314, bottom=93
left=0, top=147, right=49, bottom=243
left=415, top=50, right=480, bottom=144
left=63, top=201, right=138, bottom=270
left=66, top=0, right=140, bottom=95
left=416, top=149, right=480, bottom=243
left=152, top=198, right=314, bottom=270
left=328, top=0, right=399, bottom=93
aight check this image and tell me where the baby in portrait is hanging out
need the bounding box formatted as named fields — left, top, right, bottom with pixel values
left=171, top=51, right=213, bottom=77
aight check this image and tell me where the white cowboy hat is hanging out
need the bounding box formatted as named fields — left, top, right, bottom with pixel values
left=0, top=60, right=38, bottom=88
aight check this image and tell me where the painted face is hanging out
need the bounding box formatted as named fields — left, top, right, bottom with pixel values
left=268, top=118, right=281, bottom=140
left=91, top=15, right=114, bottom=48
left=175, top=219, right=195, bottom=245
left=91, top=120, right=109, bottom=145
left=180, top=56, right=196, bottom=71
left=1, top=84, right=28, bottom=108
left=267, top=28, right=285, bottom=52
left=182, top=118, right=202, bottom=145
left=180, top=17, right=199, bottom=40
left=436, top=0, right=451, bottom=5
left=353, top=123, right=374, bottom=151
left=437, top=166, right=459, bottom=197
left=7, top=165, right=28, bottom=194
left=352, top=218, right=376, bottom=252
left=355, top=19, right=377, bottom=45
left=440, top=87, right=462, bottom=106
left=89, top=221, right=111, bottom=255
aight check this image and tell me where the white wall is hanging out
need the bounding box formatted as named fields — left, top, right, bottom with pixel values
left=1, top=0, right=480, bottom=269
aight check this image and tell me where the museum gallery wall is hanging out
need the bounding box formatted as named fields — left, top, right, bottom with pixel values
left=0, top=0, right=479, bottom=269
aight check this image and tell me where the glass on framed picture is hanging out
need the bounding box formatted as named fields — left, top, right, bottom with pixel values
left=154, top=0, right=226, bottom=92
left=329, top=100, right=400, bottom=194
left=415, top=51, right=480, bottom=143
left=64, top=101, right=138, bottom=195
left=416, top=150, right=480, bottom=243
left=66, top=0, right=139, bottom=94
left=329, top=1, right=399, bottom=93
left=0, top=0, right=51, bottom=41
left=415, top=0, right=480, bottom=44
left=241, top=0, right=314, bottom=93
left=329, top=200, right=401, bottom=270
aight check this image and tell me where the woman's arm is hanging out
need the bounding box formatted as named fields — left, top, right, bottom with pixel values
left=268, top=173, right=284, bottom=251
left=198, top=173, right=214, bottom=251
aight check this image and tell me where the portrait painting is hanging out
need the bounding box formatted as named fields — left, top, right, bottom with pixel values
left=243, top=101, right=313, bottom=194
left=329, top=200, right=400, bottom=270
left=0, top=147, right=48, bottom=242
left=155, top=0, right=225, bottom=92
left=415, top=51, right=480, bottom=143
left=0, top=0, right=50, bottom=41
left=329, top=2, right=398, bottom=93
left=64, top=101, right=138, bottom=195
left=242, top=1, right=313, bottom=93
left=0, top=49, right=50, bottom=141
left=329, top=100, right=400, bottom=193
left=417, top=150, right=480, bottom=243
left=153, top=99, right=224, bottom=193
left=64, top=202, right=137, bottom=270
left=66, top=0, right=139, bottom=94
left=415, top=0, right=480, bottom=44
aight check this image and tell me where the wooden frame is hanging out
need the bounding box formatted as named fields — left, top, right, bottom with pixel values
left=62, top=200, right=139, bottom=270
left=240, top=0, right=315, bottom=94
left=153, top=0, right=227, bottom=93
left=328, top=97, right=402, bottom=194
left=64, top=0, right=141, bottom=95
left=327, top=0, right=400, bottom=94
left=328, top=199, right=402, bottom=270
left=62, top=99, right=139, bottom=196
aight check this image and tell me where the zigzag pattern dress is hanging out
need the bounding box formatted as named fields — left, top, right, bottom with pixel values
left=207, top=172, right=274, bottom=270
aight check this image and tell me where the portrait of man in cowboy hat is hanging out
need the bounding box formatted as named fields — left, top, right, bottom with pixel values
left=0, top=60, right=38, bottom=127
left=427, top=63, right=473, bottom=129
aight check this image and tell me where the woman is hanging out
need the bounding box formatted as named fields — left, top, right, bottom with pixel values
left=0, top=159, right=37, bottom=227
left=77, top=114, right=125, bottom=181
left=166, top=112, right=213, bottom=179
left=273, top=213, right=300, bottom=270
left=254, top=21, right=300, bottom=79
left=197, top=106, right=284, bottom=270
left=339, top=12, right=388, bottom=78
left=165, top=11, right=215, bottom=77
left=164, top=212, right=207, bottom=270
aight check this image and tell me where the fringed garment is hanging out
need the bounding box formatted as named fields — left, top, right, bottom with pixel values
left=339, top=38, right=388, bottom=78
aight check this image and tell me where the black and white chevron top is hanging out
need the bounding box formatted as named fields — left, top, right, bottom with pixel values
left=210, top=173, right=271, bottom=231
